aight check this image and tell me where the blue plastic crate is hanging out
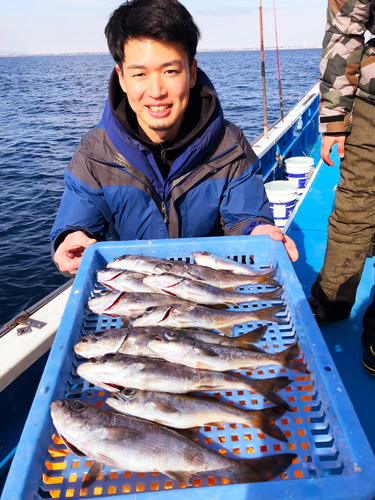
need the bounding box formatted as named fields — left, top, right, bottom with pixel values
left=2, top=235, right=375, bottom=500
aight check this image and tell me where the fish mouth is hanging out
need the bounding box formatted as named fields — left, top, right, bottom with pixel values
left=103, top=382, right=125, bottom=392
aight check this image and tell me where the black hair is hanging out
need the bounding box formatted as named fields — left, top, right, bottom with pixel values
left=105, top=0, right=200, bottom=69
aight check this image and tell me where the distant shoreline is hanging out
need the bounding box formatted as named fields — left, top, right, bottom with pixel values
left=0, top=46, right=321, bottom=58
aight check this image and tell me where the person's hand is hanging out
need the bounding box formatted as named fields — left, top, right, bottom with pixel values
left=320, top=134, right=346, bottom=167
left=251, top=224, right=299, bottom=262
left=54, top=231, right=97, bottom=275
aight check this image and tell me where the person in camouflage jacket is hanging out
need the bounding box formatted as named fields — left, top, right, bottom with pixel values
left=310, top=0, right=375, bottom=375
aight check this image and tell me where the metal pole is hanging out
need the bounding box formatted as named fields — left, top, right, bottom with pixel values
left=274, top=0, right=284, bottom=120
left=259, top=0, right=268, bottom=139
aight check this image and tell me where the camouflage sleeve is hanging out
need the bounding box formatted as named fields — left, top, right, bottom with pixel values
left=319, top=0, right=371, bottom=134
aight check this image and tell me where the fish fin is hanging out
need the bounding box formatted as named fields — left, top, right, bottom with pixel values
left=102, top=426, right=142, bottom=441
left=59, top=434, right=87, bottom=457
left=218, top=327, right=233, bottom=337
left=193, top=347, right=219, bottom=357
left=161, top=470, right=193, bottom=487
left=204, top=421, right=226, bottom=426
left=208, top=304, right=230, bottom=310
left=223, top=301, right=240, bottom=307
left=186, top=271, right=207, bottom=282
left=121, top=316, right=131, bottom=328
left=275, top=343, right=309, bottom=373
left=173, top=427, right=200, bottom=441
left=82, top=461, right=103, bottom=489
left=249, top=408, right=288, bottom=442
left=152, top=402, right=179, bottom=414
left=237, top=326, right=268, bottom=346
left=195, top=362, right=217, bottom=369
left=245, top=377, right=293, bottom=411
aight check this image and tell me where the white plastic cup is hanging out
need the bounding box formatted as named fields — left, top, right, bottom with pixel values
left=285, top=156, right=314, bottom=196
left=264, top=180, right=298, bottom=228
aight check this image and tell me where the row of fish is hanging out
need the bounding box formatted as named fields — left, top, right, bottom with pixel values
left=50, top=251, right=301, bottom=487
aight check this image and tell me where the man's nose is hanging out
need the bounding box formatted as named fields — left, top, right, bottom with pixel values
left=147, top=74, right=167, bottom=99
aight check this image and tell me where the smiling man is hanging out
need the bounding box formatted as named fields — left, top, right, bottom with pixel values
left=51, top=0, right=298, bottom=276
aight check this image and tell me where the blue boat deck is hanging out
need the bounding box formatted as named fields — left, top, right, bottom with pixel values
left=287, top=138, right=375, bottom=458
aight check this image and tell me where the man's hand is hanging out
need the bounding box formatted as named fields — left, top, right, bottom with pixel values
left=54, top=231, right=97, bottom=275
left=321, top=135, right=346, bottom=167
left=251, top=224, right=299, bottom=262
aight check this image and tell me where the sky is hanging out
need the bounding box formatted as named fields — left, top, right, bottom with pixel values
left=0, top=0, right=328, bottom=55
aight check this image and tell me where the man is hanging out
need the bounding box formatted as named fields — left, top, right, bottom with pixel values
left=51, top=0, right=298, bottom=278
left=309, top=0, right=375, bottom=374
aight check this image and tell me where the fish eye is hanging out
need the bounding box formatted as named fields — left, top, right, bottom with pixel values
left=71, top=401, right=87, bottom=412
left=79, top=338, right=89, bottom=343
left=201, top=251, right=211, bottom=256
left=122, top=388, right=136, bottom=397
left=165, top=331, right=177, bottom=340
left=164, top=263, right=174, bottom=270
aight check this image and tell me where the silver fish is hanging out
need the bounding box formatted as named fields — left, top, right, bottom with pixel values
left=87, top=291, right=188, bottom=317
left=73, top=325, right=268, bottom=359
left=147, top=334, right=308, bottom=373
left=154, top=261, right=279, bottom=288
left=106, top=254, right=169, bottom=274
left=106, top=389, right=288, bottom=441
left=133, top=304, right=287, bottom=336
left=143, top=273, right=283, bottom=306
left=192, top=251, right=273, bottom=276
left=77, top=353, right=293, bottom=410
left=96, top=269, right=156, bottom=293
left=50, top=399, right=296, bottom=486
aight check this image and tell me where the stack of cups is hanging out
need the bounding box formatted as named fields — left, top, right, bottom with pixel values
left=264, top=180, right=298, bottom=229
left=285, top=156, right=314, bottom=197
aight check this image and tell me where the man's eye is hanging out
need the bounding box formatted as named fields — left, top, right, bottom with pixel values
left=165, top=70, right=178, bottom=75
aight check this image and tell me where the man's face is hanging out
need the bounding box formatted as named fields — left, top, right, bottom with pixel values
left=116, top=38, right=197, bottom=143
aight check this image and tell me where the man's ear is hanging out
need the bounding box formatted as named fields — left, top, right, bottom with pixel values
left=189, top=59, right=198, bottom=89
left=116, top=64, right=127, bottom=93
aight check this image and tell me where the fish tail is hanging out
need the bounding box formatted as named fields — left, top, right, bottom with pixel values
left=275, top=343, right=309, bottom=374
left=244, top=376, right=292, bottom=411
left=262, top=287, right=283, bottom=300
left=235, top=326, right=268, bottom=347
left=214, top=453, right=296, bottom=484
left=248, top=407, right=288, bottom=442
left=255, top=305, right=287, bottom=325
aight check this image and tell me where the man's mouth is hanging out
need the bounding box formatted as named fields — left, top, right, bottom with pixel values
left=148, top=105, right=171, bottom=112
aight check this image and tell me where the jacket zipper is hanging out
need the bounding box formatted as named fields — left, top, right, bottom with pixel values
left=161, top=201, right=169, bottom=224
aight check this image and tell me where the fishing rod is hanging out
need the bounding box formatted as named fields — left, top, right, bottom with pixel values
left=274, top=0, right=284, bottom=120
left=258, top=0, right=268, bottom=139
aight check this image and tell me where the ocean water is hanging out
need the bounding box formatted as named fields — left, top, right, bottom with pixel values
left=0, top=49, right=321, bottom=327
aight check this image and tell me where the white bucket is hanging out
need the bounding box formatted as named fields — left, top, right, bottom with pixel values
left=285, top=156, right=314, bottom=196
left=265, top=180, right=298, bottom=228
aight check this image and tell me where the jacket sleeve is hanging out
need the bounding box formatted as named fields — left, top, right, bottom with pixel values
left=50, top=148, right=111, bottom=252
left=319, top=0, right=370, bottom=134
left=219, top=125, right=274, bottom=236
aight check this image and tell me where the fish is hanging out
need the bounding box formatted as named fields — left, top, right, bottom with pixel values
left=77, top=353, right=293, bottom=410
left=147, top=334, right=308, bottom=373
left=143, top=273, right=283, bottom=307
left=192, top=251, right=273, bottom=276
left=133, top=304, right=287, bottom=336
left=106, top=254, right=169, bottom=274
left=96, top=269, right=156, bottom=293
left=153, top=261, right=280, bottom=288
left=73, top=325, right=269, bottom=359
left=50, top=399, right=296, bottom=486
left=106, top=389, right=288, bottom=441
left=87, top=291, right=188, bottom=318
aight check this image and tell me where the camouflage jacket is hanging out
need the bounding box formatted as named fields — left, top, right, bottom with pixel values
left=319, top=0, right=375, bottom=134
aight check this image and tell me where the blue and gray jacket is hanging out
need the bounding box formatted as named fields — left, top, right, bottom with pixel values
left=50, top=68, right=273, bottom=252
